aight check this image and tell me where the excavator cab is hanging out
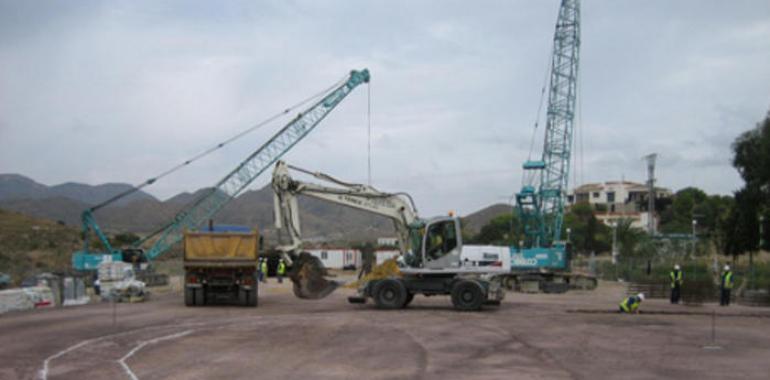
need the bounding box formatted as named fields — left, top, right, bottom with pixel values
left=420, top=217, right=462, bottom=270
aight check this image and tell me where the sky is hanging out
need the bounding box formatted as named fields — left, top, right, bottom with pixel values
left=1, top=0, right=769, bottom=217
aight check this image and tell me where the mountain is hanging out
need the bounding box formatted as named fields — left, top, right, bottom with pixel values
left=0, top=174, right=156, bottom=206
left=49, top=182, right=157, bottom=206
left=461, top=203, right=513, bottom=235
left=0, top=173, right=508, bottom=243
left=0, top=174, right=50, bottom=200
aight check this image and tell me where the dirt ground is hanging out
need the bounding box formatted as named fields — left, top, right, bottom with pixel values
left=2, top=279, right=770, bottom=380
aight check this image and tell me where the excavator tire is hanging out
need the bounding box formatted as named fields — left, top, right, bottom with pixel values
left=373, top=278, right=407, bottom=309
left=451, top=280, right=485, bottom=311
left=402, top=292, right=415, bottom=308
left=289, top=252, right=339, bottom=299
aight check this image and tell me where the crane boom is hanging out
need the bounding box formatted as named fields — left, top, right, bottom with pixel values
left=517, top=0, right=580, bottom=249
left=144, top=69, right=370, bottom=260
left=73, top=69, right=369, bottom=270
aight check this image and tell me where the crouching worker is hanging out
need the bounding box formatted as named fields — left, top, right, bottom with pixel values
left=619, top=293, right=645, bottom=314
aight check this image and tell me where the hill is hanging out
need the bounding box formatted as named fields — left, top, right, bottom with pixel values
left=461, top=203, right=512, bottom=235
left=0, top=209, right=82, bottom=285
left=0, top=173, right=508, bottom=244
left=0, top=174, right=156, bottom=205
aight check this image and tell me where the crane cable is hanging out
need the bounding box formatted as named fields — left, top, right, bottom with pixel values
left=367, top=81, right=372, bottom=186
left=521, top=42, right=556, bottom=191
left=89, top=74, right=350, bottom=213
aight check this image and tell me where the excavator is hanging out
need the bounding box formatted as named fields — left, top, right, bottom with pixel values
left=273, top=161, right=508, bottom=310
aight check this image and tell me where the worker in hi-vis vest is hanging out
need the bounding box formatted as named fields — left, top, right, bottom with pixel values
left=619, top=293, right=645, bottom=314
left=260, top=259, right=268, bottom=283
left=720, top=265, right=734, bottom=306
left=277, top=260, right=286, bottom=284
left=670, top=264, right=683, bottom=304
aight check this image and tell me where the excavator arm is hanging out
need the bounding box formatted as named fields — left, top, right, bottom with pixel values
left=271, top=160, right=423, bottom=299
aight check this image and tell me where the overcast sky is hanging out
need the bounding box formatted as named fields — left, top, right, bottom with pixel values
left=1, top=0, right=769, bottom=216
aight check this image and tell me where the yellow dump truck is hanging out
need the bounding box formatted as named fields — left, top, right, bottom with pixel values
left=183, top=228, right=260, bottom=307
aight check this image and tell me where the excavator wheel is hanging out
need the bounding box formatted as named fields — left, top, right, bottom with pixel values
left=372, top=278, right=407, bottom=309
left=402, top=292, right=415, bottom=308
left=451, top=280, right=485, bottom=311
left=289, top=252, right=339, bottom=299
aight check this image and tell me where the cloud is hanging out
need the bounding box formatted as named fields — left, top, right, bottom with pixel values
left=1, top=0, right=769, bottom=217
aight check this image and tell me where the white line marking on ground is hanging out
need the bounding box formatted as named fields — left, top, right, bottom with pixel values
left=118, top=330, right=194, bottom=380
left=38, top=323, right=205, bottom=380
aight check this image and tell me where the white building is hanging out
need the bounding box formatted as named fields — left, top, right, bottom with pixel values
left=568, top=181, right=672, bottom=230
left=376, top=237, right=398, bottom=247
left=304, top=248, right=402, bottom=269
left=306, top=248, right=361, bottom=269
left=375, top=249, right=400, bottom=264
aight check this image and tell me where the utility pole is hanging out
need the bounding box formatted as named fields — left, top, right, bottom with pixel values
left=643, top=153, right=657, bottom=235
left=611, top=220, right=618, bottom=264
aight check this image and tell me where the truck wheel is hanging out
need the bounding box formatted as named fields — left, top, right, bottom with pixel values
left=402, top=292, right=415, bottom=308
left=250, top=280, right=259, bottom=307
left=451, top=280, right=485, bottom=311
left=239, top=288, right=258, bottom=307
left=373, top=279, right=407, bottom=309
left=184, top=288, right=194, bottom=307
left=194, top=288, right=205, bottom=306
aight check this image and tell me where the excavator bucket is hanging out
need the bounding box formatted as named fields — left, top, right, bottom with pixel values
left=289, top=252, right=339, bottom=299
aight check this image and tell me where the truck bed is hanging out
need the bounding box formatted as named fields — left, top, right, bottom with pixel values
left=183, top=230, right=259, bottom=264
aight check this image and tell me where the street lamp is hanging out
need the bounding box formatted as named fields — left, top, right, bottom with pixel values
left=691, top=219, right=697, bottom=257
left=566, top=227, right=572, bottom=243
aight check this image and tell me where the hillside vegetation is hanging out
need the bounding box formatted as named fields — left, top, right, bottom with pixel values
left=0, top=208, right=81, bottom=285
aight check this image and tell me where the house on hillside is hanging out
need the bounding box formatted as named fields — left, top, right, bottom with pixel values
left=568, top=181, right=672, bottom=230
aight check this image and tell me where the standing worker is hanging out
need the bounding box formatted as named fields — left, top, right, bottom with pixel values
left=260, top=259, right=269, bottom=283
left=277, top=259, right=286, bottom=284
left=720, top=265, right=734, bottom=306
left=619, top=293, right=645, bottom=314
left=670, top=264, right=683, bottom=304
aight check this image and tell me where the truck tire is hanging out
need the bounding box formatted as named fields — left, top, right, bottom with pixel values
left=373, top=279, right=407, bottom=309
left=185, top=288, right=194, bottom=307
left=451, top=280, right=485, bottom=311
left=239, top=288, right=258, bottom=307
left=194, top=288, right=205, bottom=306
left=402, top=292, right=415, bottom=308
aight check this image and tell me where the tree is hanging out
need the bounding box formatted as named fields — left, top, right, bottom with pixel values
left=723, top=188, right=760, bottom=263
left=472, top=213, right=519, bottom=246
left=727, top=110, right=770, bottom=264
left=658, top=187, right=707, bottom=234
left=111, top=232, right=140, bottom=247
left=732, top=110, right=770, bottom=202
left=614, top=218, right=650, bottom=258
left=563, top=202, right=610, bottom=254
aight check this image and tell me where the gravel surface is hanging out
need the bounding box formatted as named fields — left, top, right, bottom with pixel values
left=2, top=280, right=770, bottom=380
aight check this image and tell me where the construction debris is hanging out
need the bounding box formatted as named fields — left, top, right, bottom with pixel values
left=0, top=286, right=54, bottom=314
left=345, top=258, right=401, bottom=289
left=98, top=261, right=146, bottom=302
